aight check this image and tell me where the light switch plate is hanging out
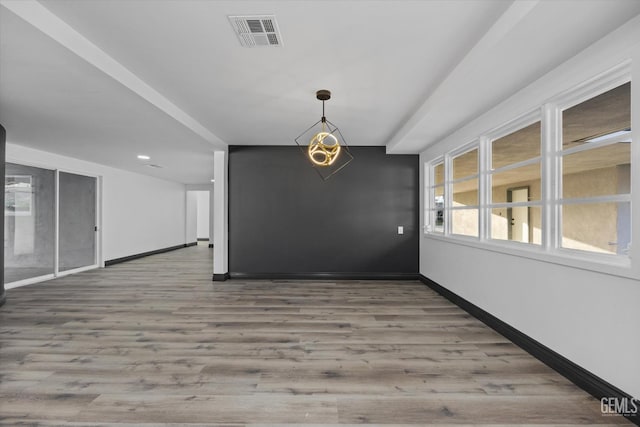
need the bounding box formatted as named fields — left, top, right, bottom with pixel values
left=398, top=226, right=404, bottom=235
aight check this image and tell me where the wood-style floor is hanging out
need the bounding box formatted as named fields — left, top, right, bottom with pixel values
left=0, top=243, right=630, bottom=426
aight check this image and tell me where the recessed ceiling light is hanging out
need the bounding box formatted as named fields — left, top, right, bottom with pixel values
left=137, top=154, right=150, bottom=160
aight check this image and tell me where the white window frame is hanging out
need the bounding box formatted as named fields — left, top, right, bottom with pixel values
left=423, top=62, right=633, bottom=278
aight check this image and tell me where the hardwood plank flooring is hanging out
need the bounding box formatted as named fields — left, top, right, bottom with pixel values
left=0, top=244, right=631, bottom=426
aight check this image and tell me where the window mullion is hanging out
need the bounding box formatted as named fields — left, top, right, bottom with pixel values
left=451, top=174, right=479, bottom=185
left=428, top=163, right=434, bottom=233
left=490, top=201, right=544, bottom=209
left=491, top=156, right=541, bottom=174
left=561, top=132, right=632, bottom=156
left=444, top=153, right=452, bottom=236
left=542, top=103, right=561, bottom=251
left=479, top=136, right=490, bottom=241
left=560, top=194, right=631, bottom=205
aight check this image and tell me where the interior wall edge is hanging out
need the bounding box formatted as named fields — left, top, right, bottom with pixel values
left=0, top=124, right=5, bottom=307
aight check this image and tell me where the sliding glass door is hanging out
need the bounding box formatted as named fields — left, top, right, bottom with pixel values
left=58, top=172, right=97, bottom=272
left=4, top=165, right=99, bottom=287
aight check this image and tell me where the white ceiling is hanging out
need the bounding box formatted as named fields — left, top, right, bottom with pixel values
left=1, top=0, right=639, bottom=184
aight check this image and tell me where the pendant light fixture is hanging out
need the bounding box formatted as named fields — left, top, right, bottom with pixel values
left=295, top=90, right=353, bottom=180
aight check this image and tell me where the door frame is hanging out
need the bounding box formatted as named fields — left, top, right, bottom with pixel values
left=4, top=159, right=102, bottom=289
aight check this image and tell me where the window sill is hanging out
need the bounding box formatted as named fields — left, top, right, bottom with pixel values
left=423, top=233, right=636, bottom=280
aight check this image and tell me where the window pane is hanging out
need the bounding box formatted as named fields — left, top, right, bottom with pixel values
left=433, top=186, right=444, bottom=231
left=429, top=209, right=444, bottom=233
left=434, top=163, right=444, bottom=185
left=453, top=148, right=477, bottom=180
left=452, top=209, right=478, bottom=237
left=453, top=178, right=478, bottom=206
left=4, top=163, right=55, bottom=283
left=563, top=143, right=630, bottom=198
left=434, top=184, right=444, bottom=205
left=59, top=172, right=97, bottom=272
left=492, top=122, right=541, bottom=169
left=562, top=82, right=631, bottom=151
left=491, top=207, right=541, bottom=245
left=562, top=202, right=630, bottom=255
left=491, top=163, right=540, bottom=202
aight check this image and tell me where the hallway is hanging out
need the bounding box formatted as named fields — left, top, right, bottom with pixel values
left=0, top=245, right=628, bottom=425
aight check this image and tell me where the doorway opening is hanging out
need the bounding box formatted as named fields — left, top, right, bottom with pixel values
left=196, top=191, right=210, bottom=245
left=186, top=190, right=211, bottom=247
left=507, top=186, right=530, bottom=243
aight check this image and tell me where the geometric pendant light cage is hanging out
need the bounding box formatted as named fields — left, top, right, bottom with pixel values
left=294, top=90, right=354, bottom=180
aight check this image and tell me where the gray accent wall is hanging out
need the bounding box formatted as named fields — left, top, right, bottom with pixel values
left=229, top=146, right=419, bottom=276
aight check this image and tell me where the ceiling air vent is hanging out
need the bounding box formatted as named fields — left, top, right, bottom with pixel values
left=228, top=15, right=282, bottom=47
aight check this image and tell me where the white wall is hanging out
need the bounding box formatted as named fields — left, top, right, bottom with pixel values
left=213, top=151, right=228, bottom=275
left=209, top=186, right=214, bottom=242
left=420, top=16, right=640, bottom=397
left=186, top=191, right=197, bottom=244
left=7, top=144, right=188, bottom=262
left=196, top=191, right=210, bottom=239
